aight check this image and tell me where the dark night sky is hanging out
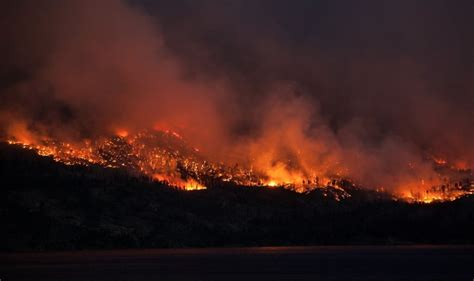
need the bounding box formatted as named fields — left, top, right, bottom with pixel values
left=139, top=1, right=474, bottom=63
left=134, top=0, right=474, bottom=106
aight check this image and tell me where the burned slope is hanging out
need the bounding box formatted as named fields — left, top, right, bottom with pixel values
left=1, top=142, right=474, bottom=251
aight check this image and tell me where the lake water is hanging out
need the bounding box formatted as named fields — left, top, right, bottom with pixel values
left=1, top=246, right=473, bottom=281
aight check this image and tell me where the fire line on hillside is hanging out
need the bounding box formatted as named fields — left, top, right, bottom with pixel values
left=4, top=128, right=473, bottom=203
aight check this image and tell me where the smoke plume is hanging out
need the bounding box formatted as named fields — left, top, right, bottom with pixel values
left=1, top=0, right=473, bottom=196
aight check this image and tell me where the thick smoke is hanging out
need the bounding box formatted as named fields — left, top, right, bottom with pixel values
left=1, top=0, right=472, bottom=195
left=0, top=0, right=230, bottom=151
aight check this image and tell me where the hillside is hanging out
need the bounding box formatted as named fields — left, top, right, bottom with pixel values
left=1, top=142, right=474, bottom=251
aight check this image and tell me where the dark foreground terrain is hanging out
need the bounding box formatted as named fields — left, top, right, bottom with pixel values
left=1, top=142, right=474, bottom=251
left=1, top=246, right=473, bottom=281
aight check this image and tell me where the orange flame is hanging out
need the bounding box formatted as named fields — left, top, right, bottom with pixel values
left=152, top=174, right=206, bottom=191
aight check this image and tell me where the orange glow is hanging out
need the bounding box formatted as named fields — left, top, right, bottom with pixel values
left=452, top=160, right=470, bottom=171
left=432, top=157, right=447, bottom=165
left=115, top=129, right=129, bottom=138
left=431, top=155, right=471, bottom=171
left=152, top=174, right=206, bottom=191
left=6, top=122, right=35, bottom=145
left=264, top=163, right=304, bottom=186
left=183, top=179, right=207, bottom=191
left=266, top=180, right=278, bottom=187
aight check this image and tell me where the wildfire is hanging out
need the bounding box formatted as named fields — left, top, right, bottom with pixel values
left=3, top=129, right=473, bottom=202
left=152, top=174, right=206, bottom=191
left=5, top=130, right=208, bottom=190
left=399, top=190, right=468, bottom=204
left=396, top=176, right=474, bottom=203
